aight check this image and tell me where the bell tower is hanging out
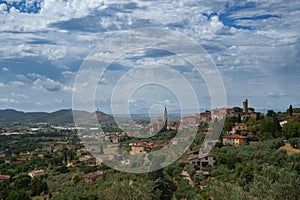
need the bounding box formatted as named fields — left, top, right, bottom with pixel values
left=243, top=99, right=248, bottom=114
left=163, top=107, right=168, bottom=130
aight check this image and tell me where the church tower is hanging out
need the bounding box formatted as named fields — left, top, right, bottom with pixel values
left=163, top=107, right=168, bottom=130
left=243, top=99, right=248, bottom=114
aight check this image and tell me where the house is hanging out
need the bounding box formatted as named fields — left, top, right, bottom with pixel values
left=200, top=111, right=211, bottom=124
left=180, top=115, right=199, bottom=125
left=37, top=154, right=44, bottom=158
left=150, top=118, right=164, bottom=133
left=222, top=134, right=247, bottom=146
left=232, top=123, right=247, bottom=133
left=28, top=169, right=45, bottom=178
left=67, top=160, right=77, bottom=167
left=250, top=113, right=258, bottom=119
left=224, top=107, right=235, bottom=117
left=82, top=171, right=104, bottom=182
left=280, top=120, right=288, bottom=127
left=42, top=146, right=52, bottom=152
left=111, top=136, right=121, bottom=146
left=169, top=136, right=188, bottom=145
left=19, top=152, right=32, bottom=158
left=0, top=175, right=11, bottom=182
left=53, top=145, right=63, bottom=152
left=211, top=107, right=235, bottom=119
left=0, top=154, right=5, bottom=159
left=79, top=155, right=96, bottom=165
left=11, top=160, right=25, bottom=166
left=66, top=145, right=75, bottom=150
left=200, top=128, right=213, bottom=135
left=188, top=151, right=216, bottom=170
left=203, top=139, right=219, bottom=151
left=130, top=142, right=156, bottom=155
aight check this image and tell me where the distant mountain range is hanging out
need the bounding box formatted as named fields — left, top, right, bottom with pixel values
left=0, top=109, right=114, bottom=125
left=0, top=106, right=292, bottom=125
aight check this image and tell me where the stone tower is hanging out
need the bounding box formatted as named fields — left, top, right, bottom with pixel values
left=163, top=107, right=168, bottom=130
left=243, top=99, right=248, bottom=114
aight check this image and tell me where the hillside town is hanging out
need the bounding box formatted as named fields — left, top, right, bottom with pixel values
left=0, top=100, right=299, bottom=199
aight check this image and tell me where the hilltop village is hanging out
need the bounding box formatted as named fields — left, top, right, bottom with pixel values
left=0, top=100, right=299, bottom=199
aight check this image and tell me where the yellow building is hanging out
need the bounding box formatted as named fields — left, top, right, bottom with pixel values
left=222, top=134, right=247, bottom=146
left=130, top=142, right=156, bottom=155
left=232, top=123, right=247, bottom=133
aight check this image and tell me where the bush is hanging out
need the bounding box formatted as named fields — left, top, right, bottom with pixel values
left=289, top=138, right=300, bottom=149
left=71, top=174, right=81, bottom=183
left=8, top=189, right=30, bottom=200
left=30, top=178, right=48, bottom=196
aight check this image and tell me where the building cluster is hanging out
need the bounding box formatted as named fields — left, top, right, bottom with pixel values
left=177, top=99, right=261, bottom=147
left=149, top=107, right=204, bottom=133
left=0, top=98, right=277, bottom=178
left=199, top=99, right=261, bottom=123
left=147, top=99, right=260, bottom=135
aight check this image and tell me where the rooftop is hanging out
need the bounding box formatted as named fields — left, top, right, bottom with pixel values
left=132, top=142, right=156, bottom=148
left=234, top=123, right=247, bottom=126
left=188, top=152, right=216, bottom=161
left=223, top=134, right=247, bottom=139
left=83, top=171, right=104, bottom=179
left=0, top=175, right=11, bottom=180
left=29, top=169, right=45, bottom=175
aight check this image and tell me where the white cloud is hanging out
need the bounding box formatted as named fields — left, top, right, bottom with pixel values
left=2, top=67, right=9, bottom=72
left=0, top=3, right=7, bottom=12
left=36, top=102, right=43, bottom=106
left=62, top=71, right=75, bottom=77
left=157, top=99, right=175, bottom=106
left=0, top=0, right=106, bottom=32
left=10, top=81, right=25, bottom=88
left=55, top=99, right=63, bottom=103
left=33, top=77, right=70, bottom=92
left=11, top=92, right=29, bottom=99
left=0, top=98, right=18, bottom=104
left=27, top=73, right=43, bottom=79
left=16, top=74, right=28, bottom=81
left=267, top=92, right=288, bottom=98
left=128, top=99, right=137, bottom=104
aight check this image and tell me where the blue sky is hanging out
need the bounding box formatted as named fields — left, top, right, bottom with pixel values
left=0, top=0, right=299, bottom=113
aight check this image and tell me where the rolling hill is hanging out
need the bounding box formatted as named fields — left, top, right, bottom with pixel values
left=0, top=109, right=114, bottom=125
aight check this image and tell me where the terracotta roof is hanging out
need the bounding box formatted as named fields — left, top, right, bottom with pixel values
left=19, top=152, right=31, bottom=156
left=182, top=116, right=198, bottom=119
left=0, top=175, right=11, bottom=180
left=223, top=134, right=247, bottom=139
left=11, top=161, right=25, bottom=165
left=83, top=171, right=104, bottom=179
left=132, top=142, right=156, bottom=148
left=234, top=123, right=247, bottom=126
left=188, top=152, right=216, bottom=161
left=29, top=169, right=45, bottom=175
left=187, top=149, right=202, bottom=155
left=81, top=155, right=94, bottom=159
left=201, top=128, right=213, bottom=132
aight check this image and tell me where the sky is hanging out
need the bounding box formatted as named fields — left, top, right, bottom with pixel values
left=0, top=0, right=299, bottom=113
